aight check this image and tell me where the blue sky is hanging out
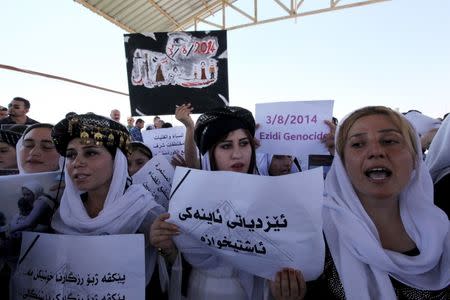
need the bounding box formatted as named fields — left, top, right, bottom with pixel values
left=1, top=0, right=449, bottom=125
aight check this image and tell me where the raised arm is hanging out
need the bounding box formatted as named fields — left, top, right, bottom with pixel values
left=321, top=120, right=336, bottom=156
left=175, top=103, right=200, bottom=169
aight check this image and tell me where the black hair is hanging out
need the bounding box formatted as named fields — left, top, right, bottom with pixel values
left=22, top=123, right=54, bottom=137
left=12, top=97, right=31, bottom=109
left=208, top=128, right=256, bottom=174
left=129, top=142, right=153, bottom=160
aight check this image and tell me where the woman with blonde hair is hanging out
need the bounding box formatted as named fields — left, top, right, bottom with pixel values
left=307, top=106, right=449, bottom=299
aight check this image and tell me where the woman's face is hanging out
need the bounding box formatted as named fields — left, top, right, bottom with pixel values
left=212, top=129, right=252, bottom=173
left=0, top=142, right=17, bottom=169
left=66, top=138, right=114, bottom=193
left=20, top=128, right=60, bottom=173
left=269, top=155, right=293, bottom=176
left=128, top=149, right=150, bottom=176
left=21, top=187, right=34, bottom=201
left=343, top=114, right=414, bottom=203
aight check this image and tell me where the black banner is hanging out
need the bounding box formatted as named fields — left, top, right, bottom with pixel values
left=124, top=30, right=228, bottom=116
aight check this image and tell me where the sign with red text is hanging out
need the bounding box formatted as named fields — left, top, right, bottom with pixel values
left=124, top=31, right=228, bottom=116
left=255, top=100, right=334, bottom=170
left=168, top=167, right=325, bottom=281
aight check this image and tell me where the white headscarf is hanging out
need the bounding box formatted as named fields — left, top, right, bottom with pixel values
left=425, top=116, right=450, bottom=183
left=52, top=150, right=158, bottom=235
left=323, top=112, right=450, bottom=300
left=256, top=153, right=272, bottom=176
left=256, top=153, right=301, bottom=176
left=200, top=152, right=212, bottom=171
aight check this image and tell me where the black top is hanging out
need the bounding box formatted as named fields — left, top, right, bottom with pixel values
left=0, top=116, right=38, bottom=125
left=305, top=244, right=449, bottom=299
left=434, top=174, right=450, bottom=219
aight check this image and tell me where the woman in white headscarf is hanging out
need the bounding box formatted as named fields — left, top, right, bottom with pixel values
left=16, top=123, right=62, bottom=174
left=50, top=113, right=165, bottom=297
left=425, top=116, right=450, bottom=217
left=307, top=106, right=449, bottom=299
left=257, top=153, right=301, bottom=176
left=150, top=106, right=305, bottom=300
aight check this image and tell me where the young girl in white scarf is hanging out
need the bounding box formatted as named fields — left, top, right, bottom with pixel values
left=16, top=123, right=61, bottom=174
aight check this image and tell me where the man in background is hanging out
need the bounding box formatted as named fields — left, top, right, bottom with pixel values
left=146, top=116, right=160, bottom=130
left=0, top=97, right=39, bottom=125
left=126, top=116, right=135, bottom=132
left=130, top=118, right=145, bottom=142
left=110, top=109, right=121, bottom=123
left=0, top=106, right=7, bottom=120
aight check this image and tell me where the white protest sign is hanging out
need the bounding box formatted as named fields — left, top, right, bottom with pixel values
left=0, top=171, right=61, bottom=225
left=255, top=100, right=334, bottom=170
left=168, top=167, right=325, bottom=281
left=132, top=154, right=175, bottom=210
left=142, top=126, right=185, bottom=157
left=13, top=232, right=145, bottom=300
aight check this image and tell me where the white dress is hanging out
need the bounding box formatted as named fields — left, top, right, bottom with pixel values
left=187, top=263, right=247, bottom=300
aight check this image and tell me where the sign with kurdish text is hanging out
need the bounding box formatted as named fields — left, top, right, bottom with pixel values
left=13, top=233, right=145, bottom=300
left=142, top=126, right=185, bottom=157
left=168, top=167, right=325, bottom=280
left=132, top=154, right=175, bottom=210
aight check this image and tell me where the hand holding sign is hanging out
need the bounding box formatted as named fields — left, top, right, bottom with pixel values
left=168, top=167, right=325, bottom=280
left=150, top=213, right=180, bottom=263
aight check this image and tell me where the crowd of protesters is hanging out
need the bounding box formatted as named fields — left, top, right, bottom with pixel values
left=0, top=96, right=448, bottom=299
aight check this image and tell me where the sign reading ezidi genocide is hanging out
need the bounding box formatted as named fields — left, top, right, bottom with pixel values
left=255, top=100, right=334, bottom=170
left=124, top=31, right=229, bottom=116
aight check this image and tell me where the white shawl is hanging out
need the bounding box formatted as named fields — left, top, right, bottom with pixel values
left=52, top=151, right=160, bottom=282
left=52, top=151, right=157, bottom=234
left=323, top=118, right=450, bottom=300
left=256, top=153, right=272, bottom=176
left=425, top=116, right=450, bottom=183
left=256, top=153, right=301, bottom=176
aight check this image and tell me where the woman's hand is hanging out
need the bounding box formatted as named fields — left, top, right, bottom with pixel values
left=150, top=213, right=180, bottom=263
left=171, top=153, right=187, bottom=167
left=321, top=120, right=336, bottom=155
left=270, top=268, right=307, bottom=300
left=175, top=103, right=195, bottom=129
